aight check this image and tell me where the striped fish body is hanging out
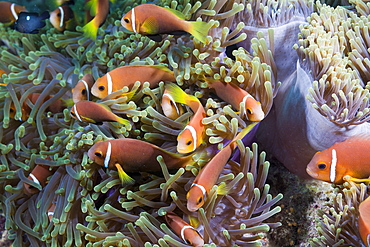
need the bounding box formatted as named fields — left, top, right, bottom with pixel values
left=72, top=74, right=95, bottom=103
left=91, top=65, right=175, bottom=98
left=306, top=137, right=370, bottom=183
left=359, top=196, right=370, bottom=247
left=24, top=164, right=55, bottom=195
left=88, top=138, right=193, bottom=172
left=0, top=2, right=27, bottom=24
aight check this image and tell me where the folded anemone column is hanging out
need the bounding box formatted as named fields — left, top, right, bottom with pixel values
left=257, top=2, right=370, bottom=178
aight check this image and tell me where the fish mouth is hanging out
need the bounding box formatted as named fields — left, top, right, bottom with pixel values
left=306, top=166, right=318, bottom=179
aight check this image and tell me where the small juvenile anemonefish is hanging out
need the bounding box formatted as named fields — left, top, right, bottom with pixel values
left=207, top=80, right=265, bottom=121
left=91, top=65, right=175, bottom=99
left=10, top=93, right=67, bottom=121
left=72, top=73, right=95, bottom=103
left=0, top=2, right=27, bottom=24
left=164, top=212, right=204, bottom=247
left=88, top=138, right=194, bottom=184
left=121, top=3, right=210, bottom=43
left=359, top=196, right=370, bottom=247
left=50, top=5, right=74, bottom=31
left=70, top=100, right=130, bottom=126
left=82, top=0, right=114, bottom=39
left=47, top=203, right=56, bottom=221
left=187, top=123, right=257, bottom=211
left=161, top=86, right=184, bottom=120
left=306, top=136, right=370, bottom=184
left=164, top=83, right=206, bottom=154
left=24, top=164, right=57, bottom=195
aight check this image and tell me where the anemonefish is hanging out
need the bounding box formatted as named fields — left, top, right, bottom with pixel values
left=24, top=164, right=57, bottom=195
left=10, top=93, right=67, bottom=121
left=207, top=80, right=265, bottom=121
left=306, top=136, right=370, bottom=184
left=187, top=123, right=257, bottom=211
left=88, top=138, right=194, bottom=184
left=72, top=73, right=95, bottom=103
left=164, top=212, right=204, bottom=247
left=359, top=196, right=370, bottom=247
left=121, top=3, right=210, bottom=43
left=164, top=83, right=206, bottom=154
left=91, top=65, right=175, bottom=99
left=70, top=100, right=130, bottom=126
left=47, top=203, right=56, bottom=221
left=82, top=0, right=114, bottom=39
left=0, top=2, right=27, bottom=24
left=50, top=5, right=74, bottom=31
left=161, top=87, right=184, bottom=120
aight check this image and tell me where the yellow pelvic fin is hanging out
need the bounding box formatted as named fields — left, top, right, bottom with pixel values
left=141, top=16, right=159, bottom=35
left=187, top=21, right=211, bottom=44
left=82, top=18, right=99, bottom=40
left=188, top=215, right=200, bottom=228
left=217, top=182, right=229, bottom=195
left=115, top=163, right=135, bottom=185
left=164, top=83, right=198, bottom=105
left=116, top=117, right=131, bottom=128
left=62, top=98, right=75, bottom=107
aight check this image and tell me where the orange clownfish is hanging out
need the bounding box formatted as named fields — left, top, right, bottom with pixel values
left=187, top=123, right=257, bottom=211
left=82, top=0, right=114, bottom=39
left=24, top=164, right=57, bottom=195
left=10, top=93, right=67, bottom=121
left=88, top=138, right=194, bottom=184
left=359, top=196, right=370, bottom=247
left=121, top=4, right=210, bottom=43
left=0, top=2, right=27, bottom=24
left=70, top=100, right=130, bottom=126
left=306, top=136, right=370, bottom=184
left=47, top=203, right=56, bottom=221
left=164, top=212, right=204, bottom=247
left=161, top=86, right=184, bottom=120
left=208, top=80, right=265, bottom=121
left=72, top=73, right=95, bottom=103
left=164, top=83, right=206, bottom=154
left=49, top=5, right=74, bottom=31
left=91, top=65, right=175, bottom=99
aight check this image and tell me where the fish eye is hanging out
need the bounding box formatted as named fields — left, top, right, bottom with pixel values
left=57, top=13, right=61, bottom=17
left=70, top=112, right=76, bottom=117
left=197, top=197, right=203, bottom=204
left=81, top=89, right=86, bottom=95
left=98, top=86, right=105, bottom=91
left=186, top=140, right=192, bottom=146
left=317, top=163, right=326, bottom=169
left=9, top=108, right=14, bottom=113
left=94, top=151, right=103, bottom=157
left=123, top=18, right=130, bottom=23
left=247, top=108, right=253, bottom=115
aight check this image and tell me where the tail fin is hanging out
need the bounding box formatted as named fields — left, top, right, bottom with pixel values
left=164, top=83, right=198, bottom=105
left=188, top=21, right=211, bottom=44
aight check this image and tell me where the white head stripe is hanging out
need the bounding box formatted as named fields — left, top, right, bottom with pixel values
left=180, top=225, right=195, bottom=243
left=80, top=79, right=90, bottom=101
left=367, top=234, right=370, bottom=246
left=10, top=3, right=18, bottom=20
left=330, top=149, right=337, bottom=183
left=47, top=212, right=54, bottom=217
left=104, top=142, right=112, bottom=168
left=107, top=72, right=113, bottom=95
left=131, top=8, right=137, bottom=33
left=242, top=94, right=252, bottom=115
left=184, top=125, right=197, bottom=152
left=58, top=7, right=64, bottom=27
left=163, top=93, right=180, bottom=115
left=191, top=183, right=206, bottom=198
left=29, top=173, right=41, bottom=185
left=73, top=104, right=82, bottom=122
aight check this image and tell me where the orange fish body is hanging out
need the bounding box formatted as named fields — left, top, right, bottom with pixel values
left=121, top=4, right=210, bottom=43
left=49, top=5, right=74, bottom=31
left=47, top=203, right=56, bottom=221
left=82, top=0, right=111, bottom=39
left=306, top=136, right=370, bottom=184
left=88, top=138, right=193, bottom=172
left=208, top=81, right=265, bottom=121
left=70, top=100, right=130, bottom=126
left=0, top=2, right=27, bottom=24
left=164, top=83, right=206, bottom=154
left=359, top=196, right=370, bottom=246
left=91, top=65, right=175, bottom=99
left=161, top=88, right=184, bottom=120
left=164, top=212, right=204, bottom=247
left=186, top=123, right=257, bottom=211
left=72, top=73, right=95, bottom=103
left=24, top=164, right=56, bottom=195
